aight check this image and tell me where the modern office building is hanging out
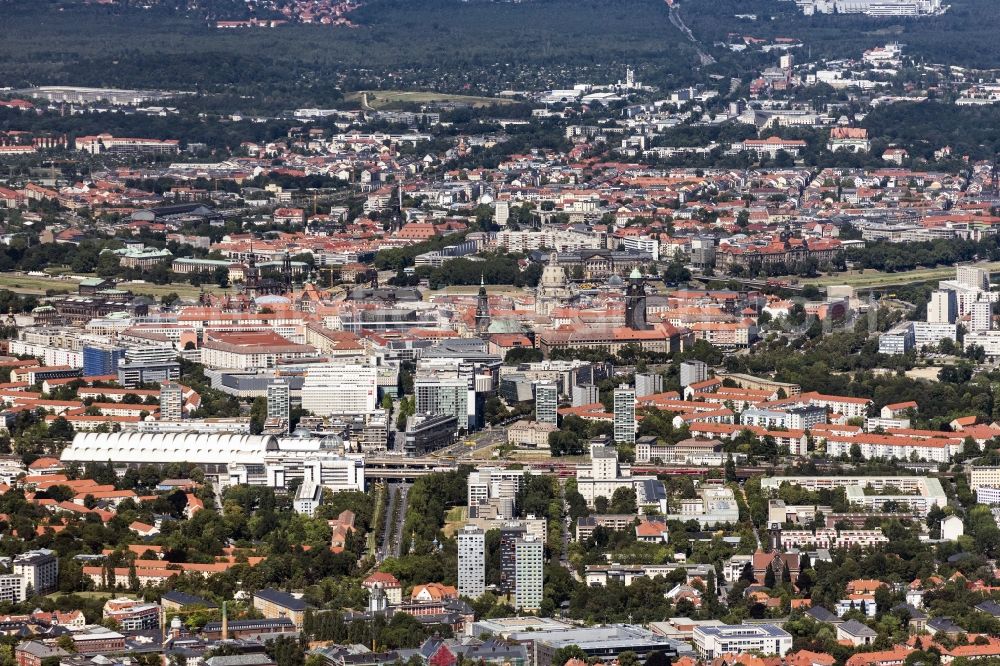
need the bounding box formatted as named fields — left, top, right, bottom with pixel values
left=300, top=363, right=378, bottom=417
left=613, top=384, right=636, bottom=444
left=534, top=380, right=558, bottom=425
left=118, top=361, right=181, bottom=389
left=514, top=535, right=544, bottom=612
left=159, top=382, right=183, bottom=421
left=457, top=525, right=486, bottom=599
left=693, top=624, right=793, bottom=658
left=403, top=413, right=458, bottom=455
left=82, top=345, right=125, bottom=377
left=414, top=371, right=474, bottom=430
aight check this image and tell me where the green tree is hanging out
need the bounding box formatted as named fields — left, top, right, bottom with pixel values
left=552, top=646, right=587, bottom=666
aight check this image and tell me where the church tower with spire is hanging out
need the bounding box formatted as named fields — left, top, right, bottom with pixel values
left=625, top=267, right=650, bottom=331
left=475, top=276, right=490, bottom=337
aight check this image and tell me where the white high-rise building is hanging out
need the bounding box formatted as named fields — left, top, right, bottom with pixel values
left=514, top=535, right=544, bottom=611
left=159, top=382, right=183, bottom=421
left=970, top=300, right=992, bottom=332
left=957, top=266, right=990, bottom=291
left=534, top=380, right=558, bottom=425
left=457, top=525, right=486, bottom=599
left=927, top=290, right=957, bottom=324
left=613, top=384, right=636, bottom=444
left=267, top=379, right=291, bottom=423
left=495, top=201, right=510, bottom=227
left=301, top=363, right=378, bottom=417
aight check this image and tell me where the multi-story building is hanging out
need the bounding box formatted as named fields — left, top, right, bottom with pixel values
left=159, top=382, right=183, bottom=422
left=403, top=414, right=458, bottom=455
left=663, top=485, right=741, bottom=527
left=102, top=598, right=161, bottom=631
left=777, top=528, right=888, bottom=550
left=415, top=370, right=474, bottom=431
left=75, top=134, right=180, bottom=155
left=971, top=300, right=992, bottom=332
left=635, top=373, right=664, bottom=398
left=293, top=481, right=322, bottom=517
left=13, top=549, right=58, bottom=596
left=693, top=624, right=793, bottom=658
left=82, top=345, right=125, bottom=377
left=533, top=625, right=684, bottom=666
left=457, top=525, right=485, bottom=600
left=760, top=476, right=946, bottom=516
left=118, top=361, right=181, bottom=389
left=741, top=405, right=826, bottom=431
left=534, top=381, right=558, bottom=426
left=267, top=379, right=291, bottom=429
left=507, top=420, right=557, bottom=450
left=301, top=363, right=378, bottom=417
left=499, top=523, right=527, bottom=594
left=201, top=331, right=318, bottom=371
left=514, top=536, right=543, bottom=612
left=252, top=589, right=308, bottom=629
left=680, top=360, right=709, bottom=388
left=572, top=384, right=600, bottom=407
left=972, top=466, right=1000, bottom=490
left=467, top=467, right=525, bottom=520
left=927, top=290, right=957, bottom=324
left=613, top=384, right=636, bottom=444
left=0, top=574, right=25, bottom=603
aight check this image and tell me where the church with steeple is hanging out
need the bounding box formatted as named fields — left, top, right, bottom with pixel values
left=475, top=277, right=491, bottom=337
left=624, top=267, right=650, bottom=331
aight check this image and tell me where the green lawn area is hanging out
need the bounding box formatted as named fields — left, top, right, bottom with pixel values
left=47, top=591, right=122, bottom=600
left=803, top=262, right=1000, bottom=290
left=0, top=273, right=225, bottom=300
left=442, top=506, right=467, bottom=538
left=350, top=90, right=514, bottom=110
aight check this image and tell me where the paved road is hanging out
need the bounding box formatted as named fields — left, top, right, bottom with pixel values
left=667, top=2, right=716, bottom=66
left=558, top=479, right=581, bottom=581
left=377, top=482, right=411, bottom=561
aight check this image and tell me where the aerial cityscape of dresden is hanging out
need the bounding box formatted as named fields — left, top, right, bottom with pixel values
left=3, top=1, right=1000, bottom=666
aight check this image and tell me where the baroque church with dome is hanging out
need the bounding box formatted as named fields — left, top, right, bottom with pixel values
left=535, top=252, right=572, bottom=315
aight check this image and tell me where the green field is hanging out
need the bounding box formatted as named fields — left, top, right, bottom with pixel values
left=352, top=90, right=513, bottom=110
left=802, top=262, right=1000, bottom=290
left=0, top=273, right=225, bottom=300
